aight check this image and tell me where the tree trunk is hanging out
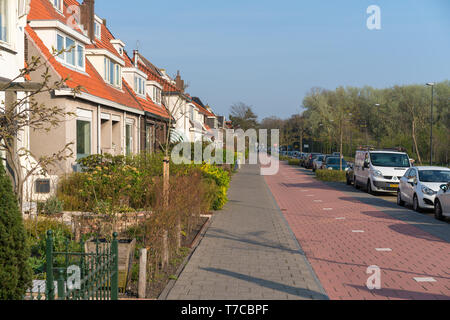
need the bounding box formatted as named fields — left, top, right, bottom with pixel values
left=340, top=120, right=343, bottom=171
left=412, top=119, right=422, bottom=165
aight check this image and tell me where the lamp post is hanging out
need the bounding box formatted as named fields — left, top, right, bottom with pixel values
left=426, top=82, right=435, bottom=165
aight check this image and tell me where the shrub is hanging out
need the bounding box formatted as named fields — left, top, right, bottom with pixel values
left=288, top=159, right=301, bottom=166
left=39, top=196, right=64, bottom=215
left=0, top=161, right=32, bottom=299
left=200, top=163, right=230, bottom=210
left=315, top=169, right=347, bottom=182
left=279, top=155, right=290, bottom=161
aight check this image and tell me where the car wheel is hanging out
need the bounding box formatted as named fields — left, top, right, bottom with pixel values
left=413, top=194, right=421, bottom=212
left=397, top=191, right=405, bottom=206
left=354, top=177, right=360, bottom=189
left=367, top=180, right=374, bottom=195
left=346, top=175, right=351, bottom=185
left=435, top=200, right=444, bottom=221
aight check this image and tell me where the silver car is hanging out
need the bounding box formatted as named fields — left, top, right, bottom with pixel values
left=435, top=182, right=450, bottom=221
left=398, top=166, right=450, bottom=212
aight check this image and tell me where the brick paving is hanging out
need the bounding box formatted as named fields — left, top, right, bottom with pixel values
left=264, top=160, right=450, bottom=300
left=165, top=164, right=328, bottom=300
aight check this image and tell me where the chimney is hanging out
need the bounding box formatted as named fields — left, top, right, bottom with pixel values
left=175, top=70, right=184, bottom=93
left=133, top=50, right=139, bottom=67
left=80, top=0, right=95, bottom=42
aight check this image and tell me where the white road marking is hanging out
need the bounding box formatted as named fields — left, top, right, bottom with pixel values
left=314, top=200, right=323, bottom=203
left=375, top=248, right=392, bottom=252
left=335, top=217, right=346, bottom=220
left=352, top=230, right=365, bottom=233
left=323, top=208, right=333, bottom=211
left=413, top=277, right=436, bottom=283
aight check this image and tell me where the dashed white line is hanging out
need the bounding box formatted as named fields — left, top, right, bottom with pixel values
left=335, top=217, right=346, bottom=220
left=375, top=248, right=392, bottom=252
left=323, top=208, right=333, bottom=211
left=352, top=230, right=365, bottom=233
left=414, top=277, right=436, bottom=283
left=314, top=200, right=323, bottom=203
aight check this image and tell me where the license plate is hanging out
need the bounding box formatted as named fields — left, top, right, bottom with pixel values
left=390, top=184, right=399, bottom=188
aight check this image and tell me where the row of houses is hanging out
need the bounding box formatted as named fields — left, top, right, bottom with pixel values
left=0, top=0, right=232, bottom=207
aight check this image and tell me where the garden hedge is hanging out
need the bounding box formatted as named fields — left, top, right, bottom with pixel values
left=315, top=169, right=347, bottom=182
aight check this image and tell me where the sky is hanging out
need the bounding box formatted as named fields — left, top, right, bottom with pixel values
left=95, top=0, right=450, bottom=120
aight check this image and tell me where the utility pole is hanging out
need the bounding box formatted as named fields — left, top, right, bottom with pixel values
left=426, top=83, right=435, bottom=165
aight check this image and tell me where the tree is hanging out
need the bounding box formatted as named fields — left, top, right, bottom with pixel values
left=0, top=51, right=78, bottom=209
left=229, top=102, right=259, bottom=131
left=0, top=159, right=32, bottom=299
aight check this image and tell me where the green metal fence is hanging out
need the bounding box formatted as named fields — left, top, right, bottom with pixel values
left=26, top=231, right=119, bottom=300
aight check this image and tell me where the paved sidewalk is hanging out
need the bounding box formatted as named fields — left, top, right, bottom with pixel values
left=165, top=164, right=328, bottom=300
left=265, top=161, right=450, bottom=300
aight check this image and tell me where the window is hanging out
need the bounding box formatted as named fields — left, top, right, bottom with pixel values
left=94, top=21, right=101, bottom=39
left=51, top=0, right=63, bottom=12
left=35, top=179, right=51, bottom=194
left=152, top=86, right=161, bottom=104
left=56, top=33, right=85, bottom=70
left=77, top=119, right=91, bottom=160
left=369, top=152, right=410, bottom=168
left=77, top=45, right=84, bottom=68
left=134, top=76, right=145, bottom=96
left=104, top=57, right=121, bottom=87
left=126, top=123, right=133, bottom=155
left=0, top=0, right=8, bottom=43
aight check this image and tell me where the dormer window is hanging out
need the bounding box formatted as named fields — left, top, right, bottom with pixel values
left=134, top=75, right=145, bottom=96
left=104, top=56, right=121, bottom=87
left=51, top=0, right=63, bottom=13
left=56, top=33, right=85, bottom=70
left=152, top=86, right=161, bottom=104
left=94, top=21, right=101, bottom=39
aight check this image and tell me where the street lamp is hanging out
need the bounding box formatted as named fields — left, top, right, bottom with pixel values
left=426, top=82, right=435, bottom=165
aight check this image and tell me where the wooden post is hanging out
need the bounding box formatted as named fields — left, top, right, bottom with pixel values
left=138, top=248, right=147, bottom=299
left=162, top=230, right=169, bottom=269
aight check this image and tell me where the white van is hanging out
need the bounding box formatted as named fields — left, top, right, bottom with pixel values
left=353, top=148, right=411, bottom=194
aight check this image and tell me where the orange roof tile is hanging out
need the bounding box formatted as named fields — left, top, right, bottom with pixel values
left=26, top=24, right=142, bottom=112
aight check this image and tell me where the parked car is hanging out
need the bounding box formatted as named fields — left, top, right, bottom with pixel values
left=397, top=166, right=450, bottom=212
left=323, top=157, right=349, bottom=171
left=332, top=152, right=341, bottom=157
left=312, top=155, right=325, bottom=172
left=353, top=148, right=411, bottom=194
left=346, top=163, right=354, bottom=185
left=435, top=182, right=450, bottom=220
left=305, top=153, right=322, bottom=169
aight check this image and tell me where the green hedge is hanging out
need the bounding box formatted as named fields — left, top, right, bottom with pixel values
left=315, top=169, right=347, bottom=182
left=288, top=159, right=301, bottom=166
left=0, top=161, right=32, bottom=299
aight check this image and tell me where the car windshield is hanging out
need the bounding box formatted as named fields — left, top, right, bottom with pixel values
left=419, top=170, right=450, bottom=183
left=318, top=156, right=325, bottom=161
left=327, top=158, right=347, bottom=166
left=370, top=153, right=410, bottom=168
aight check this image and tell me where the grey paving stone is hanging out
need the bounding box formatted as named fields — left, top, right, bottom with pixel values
left=164, top=164, right=328, bottom=300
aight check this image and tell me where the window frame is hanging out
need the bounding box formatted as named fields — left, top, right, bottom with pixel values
left=55, top=32, right=85, bottom=71
left=104, top=56, right=121, bottom=88
left=51, top=0, right=63, bottom=13
left=94, top=21, right=101, bottom=39
left=76, top=116, right=92, bottom=160
left=0, top=0, right=9, bottom=44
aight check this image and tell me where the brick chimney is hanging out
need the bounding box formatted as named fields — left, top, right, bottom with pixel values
left=80, top=0, right=95, bottom=42
left=133, top=50, right=139, bottom=67
left=175, top=71, right=184, bottom=93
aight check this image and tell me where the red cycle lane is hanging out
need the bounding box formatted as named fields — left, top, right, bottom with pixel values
left=264, top=161, right=450, bottom=300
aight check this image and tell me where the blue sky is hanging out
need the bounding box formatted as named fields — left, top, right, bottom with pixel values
left=96, top=0, right=450, bottom=119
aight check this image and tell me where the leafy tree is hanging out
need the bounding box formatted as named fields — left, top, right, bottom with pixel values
left=229, top=102, right=259, bottom=130
left=0, top=160, right=32, bottom=299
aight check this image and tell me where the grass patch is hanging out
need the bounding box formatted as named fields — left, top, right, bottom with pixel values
left=315, top=169, right=347, bottom=182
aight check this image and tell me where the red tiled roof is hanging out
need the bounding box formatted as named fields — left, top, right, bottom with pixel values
left=122, top=80, right=170, bottom=120
left=191, top=100, right=215, bottom=117
left=137, top=61, right=179, bottom=93
left=25, top=24, right=142, bottom=112
left=28, top=0, right=84, bottom=34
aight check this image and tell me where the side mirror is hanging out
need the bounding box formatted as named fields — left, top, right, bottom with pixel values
left=441, top=184, right=449, bottom=192
left=408, top=178, right=415, bottom=186
left=363, top=162, right=370, bottom=169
